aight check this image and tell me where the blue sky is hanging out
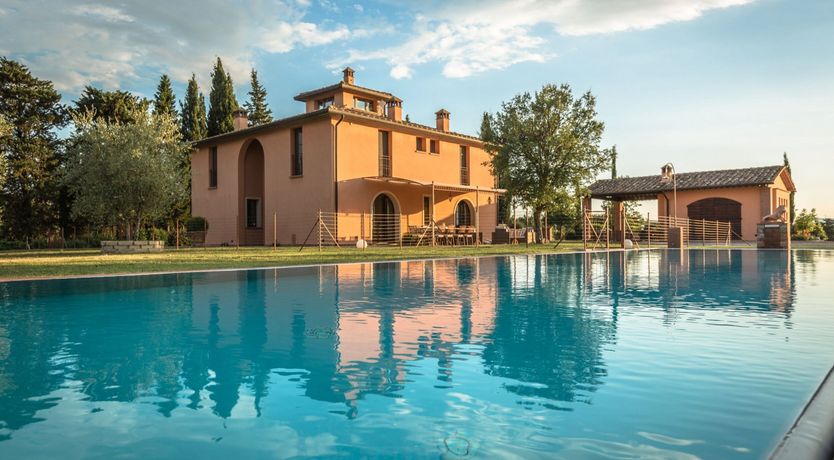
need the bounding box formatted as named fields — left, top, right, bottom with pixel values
left=2, top=0, right=832, bottom=215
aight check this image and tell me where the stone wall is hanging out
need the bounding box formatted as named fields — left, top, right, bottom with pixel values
left=101, top=240, right=165, bottom=254
left=756, top=223, right=789, bottom=249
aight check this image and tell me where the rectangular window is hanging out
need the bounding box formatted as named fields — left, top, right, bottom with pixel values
left=429, top=139, right=439, bottom=154
left=292, top=127, right=303, bottom=176
left=317, top=98, right=334, bottom=109
left=209, top=146, right=218, bottom=188
left=246, top=198, right=261, bottom=228
left=460, top=146, right=469, bottom=186
left=423, top=196, right=431, bottom=226
left=379, top=130, right=391, bottom=177
left=416, top=137, right=425, bottom=152
left=354, top=98, right=374, bottom=111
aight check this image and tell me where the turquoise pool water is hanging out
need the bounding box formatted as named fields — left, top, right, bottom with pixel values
left=0, top=250, right=833, bottom=459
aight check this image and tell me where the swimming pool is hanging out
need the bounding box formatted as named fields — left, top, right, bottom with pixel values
left=0, top=250, right=832, bottom=458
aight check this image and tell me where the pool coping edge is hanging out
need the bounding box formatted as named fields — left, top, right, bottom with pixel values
left=769, top=363, right=834, bottom=460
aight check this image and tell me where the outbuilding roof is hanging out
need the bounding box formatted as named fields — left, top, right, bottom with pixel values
left=588, top=165, right=793, bottom=200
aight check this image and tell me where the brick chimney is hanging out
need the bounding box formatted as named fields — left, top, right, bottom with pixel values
left=435, top=109, right=450, bottom=132
left=343, top=66, right=355, bottom=85
left=233, top=108, right=248, bottom=131
left=386, top=97, right=403, bottom=121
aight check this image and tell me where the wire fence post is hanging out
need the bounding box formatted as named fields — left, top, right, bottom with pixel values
left=175, top=218, right=180, bottom=250
left=647, top=212, right=651, bottom=247
left=318, top=209, right=322, bottom=252
left=273, top=212, right=277, bottom=249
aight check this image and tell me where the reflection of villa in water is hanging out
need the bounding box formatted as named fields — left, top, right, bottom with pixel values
left=0, top=250, right=801, bottom=434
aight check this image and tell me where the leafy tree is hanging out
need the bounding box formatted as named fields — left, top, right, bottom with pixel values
left=153, top=74, right=177, bottom=118
left=0, top=57, right=68, bottom=242
left=73, top=86, right=150, bottom=124
left=180, top=74, right=207, bottom=142
left=480, top=111, right=510, bottom=224
left=783, top=152, right=796, bottom=225
left=63, top=109, right=188, bottom=239
left=793, top=208, right=826, bottom=240
left=822, top=218, right=834, bottom=241
left=487, top=83, right=612, bottom=238
left=0, top=114, right=9, bottom=191
left=244, top=68, right=272, bottom=126
left=207, top=58, right=238, bottom=136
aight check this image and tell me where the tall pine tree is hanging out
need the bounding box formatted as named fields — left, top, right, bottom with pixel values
left=0, top=58, right=68, bottom=241
left=74, top=86, right=149, bottom=124
left=244, top=68, right=272, bottom=126
left=153, top=74, right=177, bottom=118
left=207, top=58, right=237, bottom=136
left=180, top=74, right=207, bottom=142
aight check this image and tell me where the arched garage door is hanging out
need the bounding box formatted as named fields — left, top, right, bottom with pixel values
left=687, top=197, right=742, bottom=240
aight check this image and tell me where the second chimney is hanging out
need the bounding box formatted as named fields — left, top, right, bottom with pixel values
left=435, top=109, right=450, bottom=132
left=343, top=66, right=355, bottom=85
left=233, top=108, right=249, bottom=131
left=386, top=97, right=403, bottom=122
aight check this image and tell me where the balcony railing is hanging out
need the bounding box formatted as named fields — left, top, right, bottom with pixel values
left=379, top=155, right=391, bottom=177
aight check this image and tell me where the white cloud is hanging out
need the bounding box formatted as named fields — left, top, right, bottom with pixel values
left=261, top=22, right=351, bottom=53
left=341, top=0, right=755, bottom=78
left=73, top=5, right=134, bottom=23
left=0, top=0, right=361, bottom=91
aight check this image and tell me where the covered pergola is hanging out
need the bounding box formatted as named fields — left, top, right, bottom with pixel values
left=361, top=176, right=507, bottom=245
left=586, top=165, right=795, bottom=244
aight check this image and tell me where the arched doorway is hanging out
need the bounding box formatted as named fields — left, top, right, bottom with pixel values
left=372, top=193, right=398, bottom=244
left=687, top=197, right=742, bottom=239
left=455, top=200, right=473, bottom=227
left=239, top=140, right=264, bottom=245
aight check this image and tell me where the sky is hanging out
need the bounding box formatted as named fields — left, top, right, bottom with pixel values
left=1, top=0, right=832, bottom=216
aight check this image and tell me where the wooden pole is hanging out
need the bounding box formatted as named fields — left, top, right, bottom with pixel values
left=273, top=212, right=277, bottom=249
left=475, top=186, right=480, bottom=247
left=431, top=182, right=436, bottom=247
left=175, top=219, right=180, bottom=249
left=318, top=209, right=322, bottom=252
left=647, top=212, right=651, bottom=247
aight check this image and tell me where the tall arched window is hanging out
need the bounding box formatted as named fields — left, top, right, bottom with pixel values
left=456, top=201, right=472, bottom=227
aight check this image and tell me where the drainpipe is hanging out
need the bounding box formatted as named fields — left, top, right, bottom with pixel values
left=334, top=114, right=344, bottom=213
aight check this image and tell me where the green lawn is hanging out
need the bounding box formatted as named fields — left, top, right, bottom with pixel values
left=0, top=243, right=587, bottom=281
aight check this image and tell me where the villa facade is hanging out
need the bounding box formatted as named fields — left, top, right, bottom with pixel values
left=192, top=68, right=502, bottom=246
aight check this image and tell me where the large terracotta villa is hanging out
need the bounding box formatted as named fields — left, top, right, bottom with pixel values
left=192, top=67, right=502, bottom=246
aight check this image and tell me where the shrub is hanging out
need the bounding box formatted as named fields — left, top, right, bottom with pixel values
left=185, top=216, right=209, bottom=232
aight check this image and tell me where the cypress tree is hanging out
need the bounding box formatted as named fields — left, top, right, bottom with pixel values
left=180, top=74, right=207, bottom=142
left=610, top=145, right=618, bottom=179
left=244, top=68, right=272, bottom=126
left=153, top=74, right=177, bottom=118
left=207, top=58, right=237, bottom=136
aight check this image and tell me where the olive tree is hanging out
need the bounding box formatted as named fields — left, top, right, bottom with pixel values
left=486, top=84, right=612, bottom=239
left=63, top=109, right=188, bottom=239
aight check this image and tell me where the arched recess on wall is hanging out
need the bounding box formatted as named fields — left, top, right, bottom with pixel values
left=238, top=139, right=265, bottom=245
left=687, top=197, right=742, bottom=239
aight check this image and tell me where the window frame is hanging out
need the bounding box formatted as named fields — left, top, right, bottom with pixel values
left=245, top=197, right=262, bottom=229
left=378, top=130, right=391, bottom=177
left=416, top=137, right=425, bottom=152
left=209, top=146, right=218, bottom=188
left=291, top=127, right=303, bottom=177
left=354, top=98, right=374, bottom=112
left=316, top=97, right=334, bottom=109
left=422, top=195, right=432, bottom=226
left=429, top=139, right=439, bottom=155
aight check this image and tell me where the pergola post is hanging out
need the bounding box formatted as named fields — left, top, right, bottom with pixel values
left=431, top=181, right=436, bottom=247
left=611, top=200, right=625, bottom=248
left=475, top=186, right=480, bottom=246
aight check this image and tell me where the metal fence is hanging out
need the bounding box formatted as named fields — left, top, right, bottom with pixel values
left=584, top=211, right=733, bottom=250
